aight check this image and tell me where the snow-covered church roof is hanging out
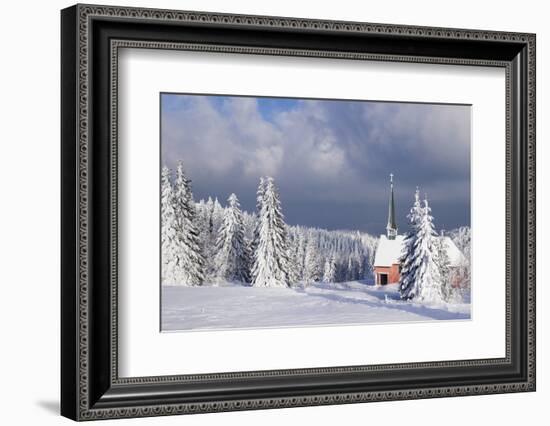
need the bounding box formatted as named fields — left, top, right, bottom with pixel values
left=374, top=235, right=405, bottom=267
left=374, top=235, right=465, bottom=267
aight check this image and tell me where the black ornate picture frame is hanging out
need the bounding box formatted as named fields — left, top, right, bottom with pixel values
left=61, top=3, right=536, bottom=421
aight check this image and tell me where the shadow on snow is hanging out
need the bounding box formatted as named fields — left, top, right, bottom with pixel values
left=296, top=282, right=469, bottom=321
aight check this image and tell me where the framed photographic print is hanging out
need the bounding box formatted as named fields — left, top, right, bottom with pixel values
left=61, top=3, right=536, bottom=421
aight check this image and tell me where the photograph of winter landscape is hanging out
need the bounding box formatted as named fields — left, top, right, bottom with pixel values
left=160, top=93, right=472, bottom=331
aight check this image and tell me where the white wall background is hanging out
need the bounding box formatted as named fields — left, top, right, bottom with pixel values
left=0, top=0, right=546, bottom=425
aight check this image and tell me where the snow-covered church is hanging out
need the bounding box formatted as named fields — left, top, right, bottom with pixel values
left=373, top=174, right=464, bottom=286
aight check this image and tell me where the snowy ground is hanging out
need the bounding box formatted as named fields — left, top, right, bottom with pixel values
left=161, top=281, right=471, bottom=332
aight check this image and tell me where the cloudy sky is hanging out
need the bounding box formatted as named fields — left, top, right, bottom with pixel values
left=161, top=93, right=471, bottom=235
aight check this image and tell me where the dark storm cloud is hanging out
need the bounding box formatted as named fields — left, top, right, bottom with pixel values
left=161, top=94, right=470, bottom=234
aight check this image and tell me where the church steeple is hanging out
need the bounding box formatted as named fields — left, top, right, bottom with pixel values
left=386, top=173, right=398, bottom=240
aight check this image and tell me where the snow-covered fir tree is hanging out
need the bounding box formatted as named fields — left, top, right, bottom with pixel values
left=250, top=177, right=266, bottom=258
left=285, top=226, right=301, bottom=286
left=211, top=198, right=225, bottom=233
left=294, top=227, right=307, bottom=280
left=399, top=188, right=423, bottom=299
left=160, top=166, right=177, bottom=285
left=345, top=257, right=354, bottom=281
left=435, top=232, right=452, bottom=301
left=415, top=199, right=443, bottom=302
left=251, top=177, right=290, bottom=287
left=400, top=196, right=443, bottom=302
left=172, top=161, right=206, bottom=286
left=323, top=255, right=337, bottom=283
left=206, top=197, right=215, bottom=234
left=304, top=237, right=322, bottom=284
left=195, top=198, right=215, bottom=281
left=214, top=193, right=251, bottom=283
left=242, top=210, right=257, bottom=243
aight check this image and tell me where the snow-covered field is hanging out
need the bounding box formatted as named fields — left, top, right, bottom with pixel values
left=161, top=281, right=470, bottom=331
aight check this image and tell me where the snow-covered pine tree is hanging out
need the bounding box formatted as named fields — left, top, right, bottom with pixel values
left=205, top=196, right=215, bottom=235
left=348, top=245, right=363, bottom=281
left=214, top=193, right=251, bottom=283
left=172, top=161, right=206, bottom=286
left=322, top=255, right=336, bottom=283
left=414, top=198, right=443, bottom=303
left=191, top=197, right=222, bottom=282
left=242, top=210, right=257, bottom=243
left=201, top=197, right=217, bottom=281
left=296, top=228, right=307, bottom=281
left=435, top=232, right=452, bottom=301
left=285, top=226, right=301, bottom=286
left=194, top=199, right=212, bottom=280
left=161, top=166, right=177, bottom=285
left=211, top=198, right=225, bottom=236
left=304, top=237, right=322, bottom=284
left=250, top=177, right=266, bottom=257
left=251, top=177, right=290, bottom=287
left=352, top=236, right=365, bottom=280
left=399, top=188, right=423, bottom=298
left=346, top=257, right=355, bottom=281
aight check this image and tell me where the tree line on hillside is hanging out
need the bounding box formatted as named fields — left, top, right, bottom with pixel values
left=161, top=161, right=378, bottom=287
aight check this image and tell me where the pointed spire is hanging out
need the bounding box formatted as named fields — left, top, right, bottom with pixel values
left=386, top=173, right=398, bottom=239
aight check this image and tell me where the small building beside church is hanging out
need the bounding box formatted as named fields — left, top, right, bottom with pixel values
left=373, top=174, right=465, bottom=286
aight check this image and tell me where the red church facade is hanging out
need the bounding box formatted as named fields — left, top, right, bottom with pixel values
left=373, top=234, right=405, bottom=285
left=374, top=264, right=400, bottom=286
